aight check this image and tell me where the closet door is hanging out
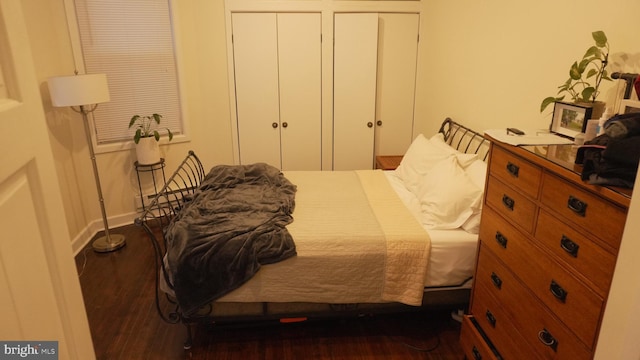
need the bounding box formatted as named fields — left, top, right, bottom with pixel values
left=375, top=13, right=419, bottom=156
left=232, top=13, right=281, bottom=167
left=333, top=13, right=379, bottom=170
left=278, top=13, right=322, bottom=170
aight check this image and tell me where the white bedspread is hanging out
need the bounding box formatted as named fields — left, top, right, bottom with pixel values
left=217, top=170, right=431, bottom=306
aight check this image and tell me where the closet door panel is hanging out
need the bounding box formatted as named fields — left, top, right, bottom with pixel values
left=375, top=13, right=419, bottom=156
left=333, top=13, right=379, bottom=170
left=232, top=13, right=281, bottom=167
left=278, top=13, right=322, bottom=170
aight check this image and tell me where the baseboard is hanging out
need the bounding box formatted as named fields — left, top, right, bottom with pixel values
left=71, top=211, right=139, bottom=255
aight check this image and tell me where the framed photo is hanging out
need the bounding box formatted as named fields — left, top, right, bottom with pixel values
left=550, top=101, right=593, bottom=139
left=618, top=99, right=640, bottom=114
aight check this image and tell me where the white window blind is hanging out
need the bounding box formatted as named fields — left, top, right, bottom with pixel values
left=74, top=0, right=182, bottom=144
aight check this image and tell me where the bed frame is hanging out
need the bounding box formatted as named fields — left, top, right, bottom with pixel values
left=135, top=117, right=489, bottom=349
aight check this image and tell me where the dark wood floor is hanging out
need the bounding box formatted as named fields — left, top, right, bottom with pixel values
left=75, top=223, right=465, bottom=359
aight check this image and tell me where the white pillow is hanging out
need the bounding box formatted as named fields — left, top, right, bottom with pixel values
left=396, top=134, right=454, bottom=194
left=460, top=159, right=488, bottom=234
left=416, top=156, right=483, bottom=230
left=429, top=133, right=478, bottom=168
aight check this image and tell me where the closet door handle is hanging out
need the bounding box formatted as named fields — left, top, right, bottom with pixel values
left=502, top=194, right=515, bottom=211
left=506, top=162, right=520, bottom=177
left=376, top=120, right=382, bottom=126
left=272, top=122, right=278, bottom=128
left=495, top=231, right=508, bottom=248
left=567, top=195, right=587, bottom=216
left=550, top=280, right=568, bottom=303
left=282, top=122, right=288, bottom=128
left=560, top=235, right=579, bottom=257
left=538, top=328, right=559, bottom=351
left=367, top=122, right=374, bottom=128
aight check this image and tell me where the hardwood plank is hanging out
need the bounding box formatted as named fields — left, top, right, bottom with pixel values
left=76, top=224, right=465, bottom=359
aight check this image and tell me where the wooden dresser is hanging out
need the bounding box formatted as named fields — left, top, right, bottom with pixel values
left=460, top=138, right=632, bottom=359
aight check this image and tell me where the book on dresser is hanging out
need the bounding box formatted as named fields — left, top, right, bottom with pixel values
left=459, top=136, right=632, bottom=360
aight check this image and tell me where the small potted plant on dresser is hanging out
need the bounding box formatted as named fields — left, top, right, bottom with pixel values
left=540, top=30, right=611, bottom=119
left=129, top=113, right=174, bottom=165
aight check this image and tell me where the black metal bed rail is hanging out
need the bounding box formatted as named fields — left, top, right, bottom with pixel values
left=439, top=117, right=490, bottom=161
left=133, top=150, right=205, bottom=344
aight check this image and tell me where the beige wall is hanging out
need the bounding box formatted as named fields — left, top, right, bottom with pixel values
left=21, top=0, right=640, bottom=356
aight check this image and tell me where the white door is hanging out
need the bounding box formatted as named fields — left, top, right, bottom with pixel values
left=278, top=13, right=322, bottom=171
left=0, top=1, right=94, bottom=359
left=374, top=13, right=419, bottom=156
left=232, top=13, right=281, bottom=167
left=333, top=13, right=379, bottom=170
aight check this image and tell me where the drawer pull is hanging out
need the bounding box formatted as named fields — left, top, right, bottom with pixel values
left=495, top=231, right=508, bottom=248
left=537, top=328, right=559, bottom=351
left=485, top=310, right=496, bottom=328
left=567, top=195, right=587, bottom=217
left=560, top=235, right=580, bottom=257
left=506, top=162, right=520, bottom=177
left=550, top=280, right=568, bottom=302
left=502, top=194, right=515, bottom=211
left=472, top=346, right=482, bottom=360
left=490, top=272, right=503, bottom=289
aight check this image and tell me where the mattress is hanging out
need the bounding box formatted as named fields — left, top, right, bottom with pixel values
left=214, top=169, right=478, bottom=306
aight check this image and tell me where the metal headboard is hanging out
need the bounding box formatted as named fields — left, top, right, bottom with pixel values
left=438, top=117, right=490, bottom=161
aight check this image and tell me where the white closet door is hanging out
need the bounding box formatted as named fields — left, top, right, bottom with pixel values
left=375, top=13, right=419, bottom=156
left=232, top=13, right=281, bottom=167
left=333, top=13, right=379, bottom=170
left=278, top=13, right=322, bottom=170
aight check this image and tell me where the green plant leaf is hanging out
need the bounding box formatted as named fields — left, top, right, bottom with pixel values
left=582, top=87, right=595, bottom=101
left=592, top=31, right=607, bottom=47
left=129, top=115, right=140, bottom=128
left=540, top=97, right=562, bottom=113
left=134, top=128, right=142, bottom=144
left=152, top=113, right=162, bottom=125
left=153, top=130, right=160, bottom=141
left=166, top=128, right=174, bottom=141
left=583, top=46, right=601, bottom=59
left=586, top=68, right=598, bottom=79
left=569, top=62, right=582, bottom=80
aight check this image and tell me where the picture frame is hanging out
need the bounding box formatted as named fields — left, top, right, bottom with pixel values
left=618, top=99, right=640, bottom=114
left=550, top=101, right=593, bottom=139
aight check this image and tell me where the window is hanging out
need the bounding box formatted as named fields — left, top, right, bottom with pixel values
left=73, top=0, right=182, bottom=145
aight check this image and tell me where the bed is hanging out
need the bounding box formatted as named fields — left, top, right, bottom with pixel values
left=135, top=118, right=489, bottom=349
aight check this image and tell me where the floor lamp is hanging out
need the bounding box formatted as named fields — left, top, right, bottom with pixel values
left=48, top=73, right=126, bottom=253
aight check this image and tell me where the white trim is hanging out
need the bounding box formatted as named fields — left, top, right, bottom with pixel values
left=71, top=212, right=138, bottom=255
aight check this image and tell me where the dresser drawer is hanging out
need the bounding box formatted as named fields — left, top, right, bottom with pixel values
left=540, top=173, right=626, bottom=251
left=479, top=208, right=603, bottom=348
left=470, top=280, right=539, bottom=359
left=485, top=176, right=537, bottom=233
left=460, top=316, right=501, bottom=360
left=474, top=247, right=592, bottom=359
left=536, top=210, right=616, bottom=296
left=489, top=145, right=542, bottom=199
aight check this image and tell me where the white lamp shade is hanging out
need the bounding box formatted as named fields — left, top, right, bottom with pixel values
left=48, top=73, right=110, bottom=107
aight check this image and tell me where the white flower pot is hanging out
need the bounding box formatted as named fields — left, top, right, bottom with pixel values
left=135, top=137, right=161, bottom=165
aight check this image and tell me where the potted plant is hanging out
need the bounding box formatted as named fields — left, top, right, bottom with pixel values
left=540, top=31, right=611, bottom=119
left=129, top=113, right=174, bottom=165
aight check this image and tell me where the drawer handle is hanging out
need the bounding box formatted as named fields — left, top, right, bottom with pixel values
left=485, top=310, right=496, bottom=328
left=490, top=272, right=502, bottom=289
left=472, top=346, right=482, bottom=360
left=560, top=235, right=580, bottom=257
left=506, top=162, right=520, bottom=177
left=550, top=280, right=568, bottom=303
left=567, top=195, right=587, bottom=217
left=537, top=328, right=559, bottom=351
left=502, top=194, right=515, bottom=211
left=495, top=231, right=508, bottom=248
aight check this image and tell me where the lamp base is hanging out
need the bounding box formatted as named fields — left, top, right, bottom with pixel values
left=92, top=234, right=126, bottom=253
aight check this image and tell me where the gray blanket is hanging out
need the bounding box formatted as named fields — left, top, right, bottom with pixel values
left=164, top=163, right=297, bottom=316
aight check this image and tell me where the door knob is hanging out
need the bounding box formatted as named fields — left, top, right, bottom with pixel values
left=282, top=122, right=288, bottom=128
left=376, top=120, right=382, bottom=126
left=272, top=122, right=278, bottom=128
left=367, top=122, right=373, bottom=128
